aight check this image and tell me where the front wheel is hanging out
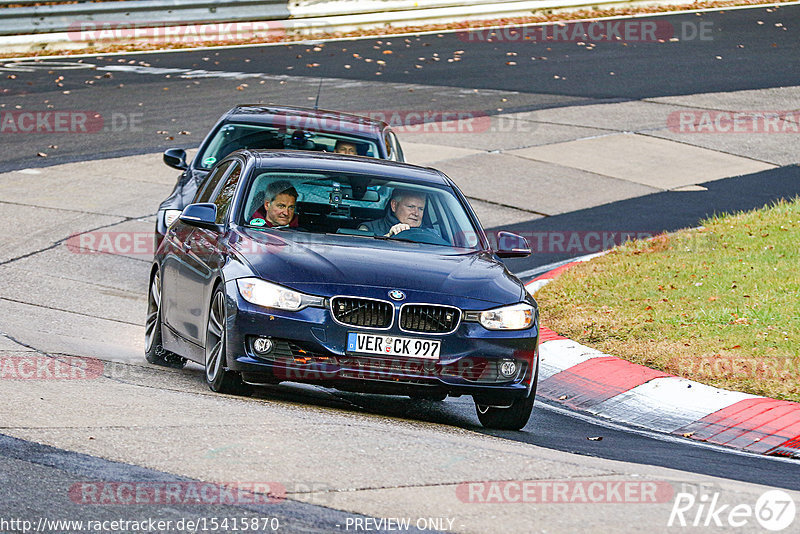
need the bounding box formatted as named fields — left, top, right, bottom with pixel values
left=475, top=395, right=534, bottom=430
left=205, top=286, right=252, bottom=396
left=144, top=269, right=186, bottom=369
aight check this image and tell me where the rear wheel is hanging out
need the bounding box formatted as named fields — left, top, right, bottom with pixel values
left=144, top=270, right=186, bottom=369
left=205, top=286, right=253, bottom=396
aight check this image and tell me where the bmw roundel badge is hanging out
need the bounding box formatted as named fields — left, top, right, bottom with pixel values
left=388, top=290, right=405, bottom=301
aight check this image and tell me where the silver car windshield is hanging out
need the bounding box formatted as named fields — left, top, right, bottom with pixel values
left=196, top=123, right=381, bottom=169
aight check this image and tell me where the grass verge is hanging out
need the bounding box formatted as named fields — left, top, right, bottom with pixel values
left=535, top=197, right=800, bottom=402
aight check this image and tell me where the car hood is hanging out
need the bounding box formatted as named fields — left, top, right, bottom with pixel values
left=230, top=229, right=525, bottom=306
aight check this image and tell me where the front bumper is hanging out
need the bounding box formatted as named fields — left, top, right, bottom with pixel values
left=223, top=282, right=539, bottom=403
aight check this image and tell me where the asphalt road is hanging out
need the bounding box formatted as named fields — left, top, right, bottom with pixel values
left=1, top=434, right=395, bottom=533
left=2, top=4, right=798, bottom=171
left=1, top=4, right=800, bottom=529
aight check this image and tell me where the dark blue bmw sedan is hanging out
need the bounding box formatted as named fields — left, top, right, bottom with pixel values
left=146, top=151, right=540, bottom=430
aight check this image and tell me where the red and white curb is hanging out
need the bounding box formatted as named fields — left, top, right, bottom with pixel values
left=525, top=256, right=800, bottom=459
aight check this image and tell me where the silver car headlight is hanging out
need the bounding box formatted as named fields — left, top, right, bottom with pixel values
left=164, top=209, right=182, bottom=228
left=237, top=278, right=323, bottom=311
left=479, top=303, right=535, bottom=330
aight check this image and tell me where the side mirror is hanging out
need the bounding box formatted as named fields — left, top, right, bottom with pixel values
left=179, top=203, right=219, bottom=230
left=163, top=148, right=188, bottom=170
left=495, top=231, right=531, bottom=258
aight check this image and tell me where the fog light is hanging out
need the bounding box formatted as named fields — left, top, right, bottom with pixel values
left=253, top=337, right=274, bottom=354
left=499, top=359, right=518, bottom=378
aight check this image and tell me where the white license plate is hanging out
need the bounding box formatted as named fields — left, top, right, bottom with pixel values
left=346, top=332, right=440, bottom=359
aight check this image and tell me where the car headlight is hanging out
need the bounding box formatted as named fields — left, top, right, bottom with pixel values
left=164, top=209, right=182, bottom=228
left=479, top=303, right=535, bottom=330
left=236, top=278, right=323, bottom=311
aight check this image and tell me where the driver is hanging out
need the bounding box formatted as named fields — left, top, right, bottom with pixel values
left=249, top=180, right=300, bottom=228
left=359, top=189, right=426, bottom=237
left=333, top=140, right=358, bottom=155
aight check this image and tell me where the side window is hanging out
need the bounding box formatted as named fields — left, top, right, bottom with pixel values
left=212, top=163, right=242, bottom=224
left=194, top=161, right=232, bottom=204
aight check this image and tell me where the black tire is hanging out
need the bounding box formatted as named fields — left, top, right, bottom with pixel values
left=475, top=395, right=534, bottom=430
left=144, top=269, right=186, bottom=369
left=205, top=286, right=253, bottom=396
left=475, top=357, right=539, bottom=430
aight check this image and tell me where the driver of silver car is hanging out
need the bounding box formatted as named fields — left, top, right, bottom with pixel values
left=359, top=189, right=426, bottom=237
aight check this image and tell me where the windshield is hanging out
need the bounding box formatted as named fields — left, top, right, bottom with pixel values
left=239, top=170, right=483, bottom=251
left=196, top=123, right=381, bottom=170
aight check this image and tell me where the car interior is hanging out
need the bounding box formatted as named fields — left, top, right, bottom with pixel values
left=201, top=124, right=379, bottom=168
left=240, top=173, right=479, bottom=249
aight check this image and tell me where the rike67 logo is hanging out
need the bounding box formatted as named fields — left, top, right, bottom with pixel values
left=668, top=487, right=796, bottom=530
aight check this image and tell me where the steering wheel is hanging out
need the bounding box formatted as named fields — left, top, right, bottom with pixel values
left=393, top=227, right=450, bottom=246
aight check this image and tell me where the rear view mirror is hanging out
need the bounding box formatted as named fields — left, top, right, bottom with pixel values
left=163, top=148, right=188, bottom=170
left=495, top=231, right=531, bottom=258
left=343, top=189, right=380, bottom=202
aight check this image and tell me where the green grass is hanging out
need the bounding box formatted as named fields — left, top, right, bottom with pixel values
left=535, top=198, right=800, bottom=402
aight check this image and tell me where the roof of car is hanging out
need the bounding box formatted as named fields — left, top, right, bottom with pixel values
left=246, top=150, right=449, bottom=186
left=224, top=105, right=388, bottom=139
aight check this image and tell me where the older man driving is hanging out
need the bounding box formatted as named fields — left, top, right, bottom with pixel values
left=359, top=189, right=426, bottom=237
